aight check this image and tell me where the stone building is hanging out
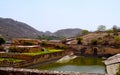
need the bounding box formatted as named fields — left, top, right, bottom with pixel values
left=104, top=53, right=120, bottom=75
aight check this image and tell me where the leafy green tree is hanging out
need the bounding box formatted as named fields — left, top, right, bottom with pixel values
left=82, top=30, right=89, bottom=35
left=97, top=25, right=106, bottom=31
left=0, top=37, right=5, bottom=45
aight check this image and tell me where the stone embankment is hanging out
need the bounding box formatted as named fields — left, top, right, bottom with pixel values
left=0, top=67, right=106, bottom=75
left=0, top=50, right=67, bottom=67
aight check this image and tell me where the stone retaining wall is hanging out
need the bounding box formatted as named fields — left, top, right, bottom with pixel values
left=0, top=53, right=32, bottom=60
left=0, top=51, right=67, bottom=67
left=21, top=51, right=66, bottom=67
left=0, top=67, right=106, bottom=75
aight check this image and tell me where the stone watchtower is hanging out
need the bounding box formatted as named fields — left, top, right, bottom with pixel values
left=104, top=53, right=120, bottom=75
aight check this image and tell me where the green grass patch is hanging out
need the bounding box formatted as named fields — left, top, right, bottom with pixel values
left=22, top=49, right=63, bottom=56
left=0, top=58, right=23, bottom=63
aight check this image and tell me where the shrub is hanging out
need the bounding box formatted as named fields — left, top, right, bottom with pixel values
left=106, top=29, right=114, bottom=33
left=91, top=39, right=98, bottom=45
left=0, top=37, right=5, bottom=45
left=41, top=42, right=49, bottom=46
left=76, top=37, right=83, bottom=44
left=82, top=30, right=89, bottom=35
left=114, top=36, right=120, bottom=47
left=114, top=36, right=120, bottom=42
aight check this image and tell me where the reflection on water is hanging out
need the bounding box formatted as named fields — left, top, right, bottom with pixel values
left=34, top=57, right=106, bottom=73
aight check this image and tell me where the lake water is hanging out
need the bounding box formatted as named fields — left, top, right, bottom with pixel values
left=34, top=57, right=106, bottom=74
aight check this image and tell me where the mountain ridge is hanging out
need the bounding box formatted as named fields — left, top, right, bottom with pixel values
left=0, top=17, right=83, bottom=40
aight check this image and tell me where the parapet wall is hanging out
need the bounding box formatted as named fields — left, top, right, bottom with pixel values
left=0, top=67, right=106, bottom=75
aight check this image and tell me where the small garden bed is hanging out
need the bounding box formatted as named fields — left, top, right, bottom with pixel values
left=22, top=49, right=63, bottom=56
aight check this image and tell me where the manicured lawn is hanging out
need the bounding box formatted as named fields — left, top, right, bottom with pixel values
left=0, top=58, right=23, bottom=63
left=22, top=49, right=63, bottom=56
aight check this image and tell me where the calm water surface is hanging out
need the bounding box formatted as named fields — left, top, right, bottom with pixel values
left=34, top=57, right=106, bottom=73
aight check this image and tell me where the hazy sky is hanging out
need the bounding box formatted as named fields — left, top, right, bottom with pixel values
left=0, top=0, right=120, bottom=32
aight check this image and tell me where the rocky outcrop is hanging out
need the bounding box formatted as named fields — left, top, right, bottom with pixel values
left=104, top=53, right=120, bottom=75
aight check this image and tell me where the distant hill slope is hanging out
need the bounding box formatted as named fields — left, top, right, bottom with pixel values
left=0, top=17, right=83, bottom=40
left=0, top=18, right=43, bottom=40
left=54, top=28, right=82, bottom=37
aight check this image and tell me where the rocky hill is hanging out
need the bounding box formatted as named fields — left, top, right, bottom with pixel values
left=82, top=32, right=108, bottom=45
left=0, top=18, right=43, bottom=40
left=54, top=28, right=82, bottom=37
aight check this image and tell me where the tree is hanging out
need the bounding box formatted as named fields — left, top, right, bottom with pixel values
left=113, top=25, right=119, bottom=35
left=82, top=30, right=89, bottom=35
left=0, top=37, right=5, bottom=45
left=97, top=25, right=106, bottom=31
